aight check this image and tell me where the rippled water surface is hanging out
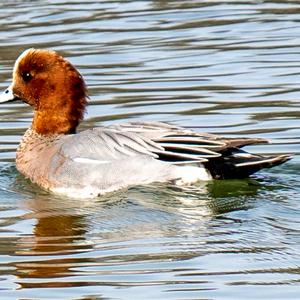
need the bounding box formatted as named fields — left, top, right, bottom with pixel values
left=0, top=1, right=299, bottom=299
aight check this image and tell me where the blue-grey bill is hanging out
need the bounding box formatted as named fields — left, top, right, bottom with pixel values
left=0, top=85, right=16, bottom=103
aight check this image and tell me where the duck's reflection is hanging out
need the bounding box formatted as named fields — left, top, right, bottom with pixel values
left=14, top=196, right=88, bottom=283
left=12, top=179, right=261, bottom=287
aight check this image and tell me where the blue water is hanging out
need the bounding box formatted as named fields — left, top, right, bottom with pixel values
left=0, top=1, right=299, bottom=299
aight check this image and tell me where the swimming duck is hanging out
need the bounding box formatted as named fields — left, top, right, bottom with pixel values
left=0, top=49, right=291, bottom=198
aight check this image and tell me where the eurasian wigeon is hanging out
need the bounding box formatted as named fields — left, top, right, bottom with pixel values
left=0, top=49, right=291, bottom=198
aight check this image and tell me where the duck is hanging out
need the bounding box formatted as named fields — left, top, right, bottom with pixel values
left=0, top=48, right=291, bottom=198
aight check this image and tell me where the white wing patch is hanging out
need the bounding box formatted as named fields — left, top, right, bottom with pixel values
left=73, top=157, right=110, bottom=165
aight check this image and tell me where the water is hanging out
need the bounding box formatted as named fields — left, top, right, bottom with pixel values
left=0, top=1, right=299, bottom=299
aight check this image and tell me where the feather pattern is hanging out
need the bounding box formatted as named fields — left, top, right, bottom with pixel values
left=56, top=121, right=290, bottom=180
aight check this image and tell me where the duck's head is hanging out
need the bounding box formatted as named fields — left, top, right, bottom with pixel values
left=0, top=48, right=87, bottom=135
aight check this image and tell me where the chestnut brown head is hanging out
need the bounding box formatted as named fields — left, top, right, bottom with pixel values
left=0, top=48, right=88, bottom=135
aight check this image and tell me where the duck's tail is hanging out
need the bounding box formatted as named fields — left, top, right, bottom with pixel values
left=205, top=150, right=292, bottom=179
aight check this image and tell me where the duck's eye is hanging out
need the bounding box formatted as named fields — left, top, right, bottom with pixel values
left=22, top=72, right=33, bottom=82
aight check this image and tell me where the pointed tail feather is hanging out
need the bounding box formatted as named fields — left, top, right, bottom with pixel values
left=235, top=154, right=291, bottom=168
left=205, top=153, right=292, bottom=179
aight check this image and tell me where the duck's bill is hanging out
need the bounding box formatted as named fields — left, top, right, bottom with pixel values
left=0, top=85, right=17, bottom=103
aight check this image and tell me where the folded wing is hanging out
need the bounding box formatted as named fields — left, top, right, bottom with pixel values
left=58, top=121, right=291, bottom=180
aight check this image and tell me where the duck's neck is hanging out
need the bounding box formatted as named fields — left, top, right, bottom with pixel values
left=32, top=109, right=80, bottom=135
